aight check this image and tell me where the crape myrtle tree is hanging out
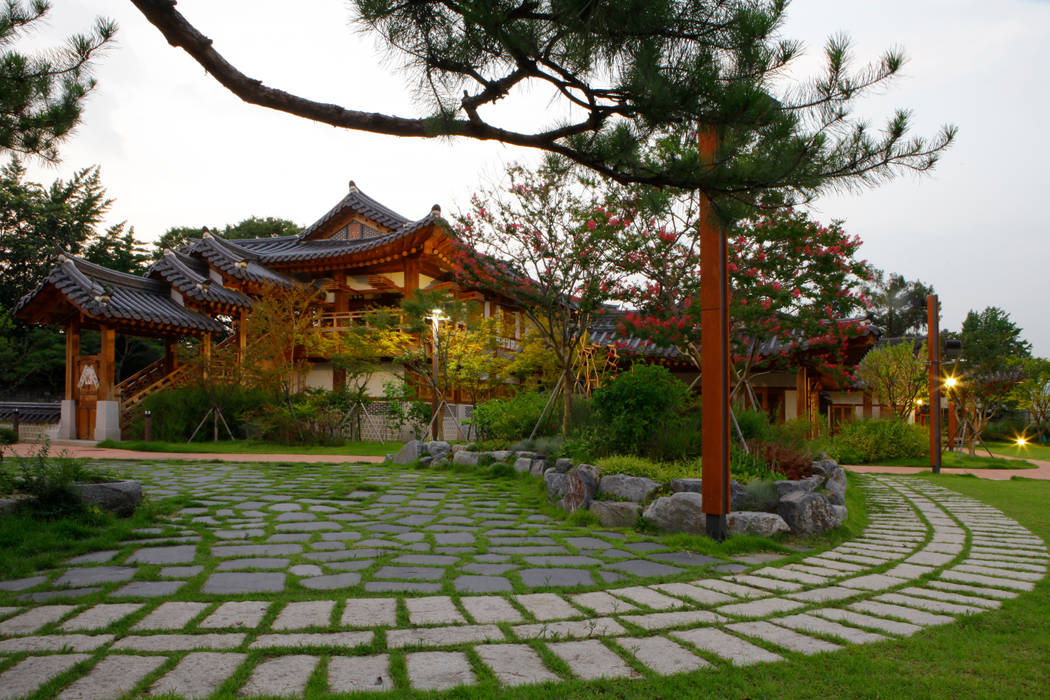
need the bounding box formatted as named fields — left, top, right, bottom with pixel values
left=612, top=200, right=872, bottom=401
left=452, top=162, right=625, bottom=434
left=0, top=1, right=115, bottom=162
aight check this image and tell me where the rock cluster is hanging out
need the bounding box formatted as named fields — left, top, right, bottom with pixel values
left=386, top=441, right=848, bottom=538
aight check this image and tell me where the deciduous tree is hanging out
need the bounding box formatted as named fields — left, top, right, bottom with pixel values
left=856, top=340, right=927, bottom=420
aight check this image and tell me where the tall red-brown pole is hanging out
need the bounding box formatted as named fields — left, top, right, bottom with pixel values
left=927, top=295, right=942, bottom=473
left=698, top=126, right=731, bottom=540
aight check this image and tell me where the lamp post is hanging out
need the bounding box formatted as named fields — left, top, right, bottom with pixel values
left=944, top=375, right=958, bottom=452
left=926, top=295, right=942, bottom=474
left=426, top=308, right=445, bottom=440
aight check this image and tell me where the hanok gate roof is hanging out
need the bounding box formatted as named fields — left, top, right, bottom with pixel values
left=14, top=254, right=227, bottom=337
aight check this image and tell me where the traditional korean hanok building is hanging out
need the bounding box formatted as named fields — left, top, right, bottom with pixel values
left=14, top=181, right=526, bottom=441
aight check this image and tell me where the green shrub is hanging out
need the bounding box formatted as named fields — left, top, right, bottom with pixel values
left=824, top=418, right=927, bottom=464
left=132, top=385, right=275, bottom=442
left=594, top=455, right=698, bottom=482
left=592, top=364, right=693, bottom=460
left=470, top=391, right=557, bottom=442
left=0, top=426, right=17, bottom=463
left=7, top=440, right=115, bottom=516
left=565, top=509, right=599, bottom=527
left=730, top=447, right=777, bottom=483
left=735, top=479, right=779, bottom=512
left=734, top=408, right=773, bottom=442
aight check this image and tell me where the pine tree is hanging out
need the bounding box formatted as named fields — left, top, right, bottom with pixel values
left=0, top=1, right=115, bottom=162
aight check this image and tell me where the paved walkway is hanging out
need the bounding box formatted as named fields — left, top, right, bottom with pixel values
left=846, top=454, right=1050, bottom=481
left=0, top=460, right=1044, bottom=697
left=8, top=442, right=385, bottom=464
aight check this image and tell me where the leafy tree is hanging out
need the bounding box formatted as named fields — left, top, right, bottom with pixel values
left=960, top=306, right=1031, bottom=377
left=856, top=340, right=927, bottom=420
left=130, top=0, right=953, bottom=193
left=0, top=1, right=115, bottom=162
left=452, top=162, right=625, bottom=434
left=615, top=204, right=872, bottom=394
left=243, top=282, right=339, bottom=401
left=0, top=158, right=110, bottom=310
left=864, top=269, right=935, bottom=337
left=84, top=222, right=150, bottom=275
left=152, top=216, right=301, bottom=257
left=1009, top=358, right=1050, bottom=442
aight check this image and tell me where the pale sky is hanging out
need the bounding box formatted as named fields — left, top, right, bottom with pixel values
left=21, top=0, right=1050, bottom=356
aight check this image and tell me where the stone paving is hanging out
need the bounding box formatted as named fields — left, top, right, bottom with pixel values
left=0, top=460, right=1045, bottom=698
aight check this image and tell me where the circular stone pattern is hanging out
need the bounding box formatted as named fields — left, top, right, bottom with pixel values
left=0, top=461, right=1044, bottom=697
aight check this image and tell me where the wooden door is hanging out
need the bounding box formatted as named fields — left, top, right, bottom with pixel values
left=75, top=356, right=101, bottom=439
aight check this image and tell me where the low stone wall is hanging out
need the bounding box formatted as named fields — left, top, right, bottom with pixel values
left=386, top=441, right=848, bottom=538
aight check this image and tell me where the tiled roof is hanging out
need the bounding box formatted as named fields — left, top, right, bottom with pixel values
left=14, top=255, right=226, bottom=334
left=150, top=250, right=253, bottom=309
left=0, top=402, right=60, bottom=424
left=184, top=234, right=296, bottom=287
left=298, top=181, right=411, bottom=239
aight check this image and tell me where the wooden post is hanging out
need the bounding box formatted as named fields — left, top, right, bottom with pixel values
left=404, top=258, right=420, bottom=296
left=98, top=327, right=116, bottom=401
left=862, top=391, right=873, bottom=419
left=795, top=368, right=808, bottom=421
left=201, top=334, right=212, bottom=381
left=65, top=319, right=81, bottom=400
left=698, top=126, right=730, bottom=541
left=164, top=339, right=177, bottom=373
left=927, top=295, right=942, bottom=473
left=237, top=309, right=248, bottom=364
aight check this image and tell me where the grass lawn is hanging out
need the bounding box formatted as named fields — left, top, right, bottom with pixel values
left=95, top=439, right=402, bottom=456
left=986, top=440, right=1050, bottom=462
left=860, top=451, right=1036, bottom=469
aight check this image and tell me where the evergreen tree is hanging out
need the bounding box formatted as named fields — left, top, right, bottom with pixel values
left=865, top=269, right=935, bottom=337
left=0, top=1, right=115, bottom=161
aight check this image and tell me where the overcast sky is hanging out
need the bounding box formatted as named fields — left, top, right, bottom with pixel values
left=21, top=0, right=1050, bottom=356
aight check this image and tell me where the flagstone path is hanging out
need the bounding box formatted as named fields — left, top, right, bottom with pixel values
left=0, top=460, right=1045, bottom=698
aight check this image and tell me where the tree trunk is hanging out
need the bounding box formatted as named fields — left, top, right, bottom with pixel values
left=561, top=371, right=573, bottom=436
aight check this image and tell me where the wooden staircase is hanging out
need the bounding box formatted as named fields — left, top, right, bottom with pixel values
left=117, top=359, right=192, bottom=426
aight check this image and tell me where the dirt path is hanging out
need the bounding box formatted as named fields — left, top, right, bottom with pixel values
left=8, top=442, right=385, bottom=464
left=845, top=454, right=1050, bottom=480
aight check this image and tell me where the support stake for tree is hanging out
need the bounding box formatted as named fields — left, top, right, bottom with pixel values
left=698, top=126, right=731, bottom=542
left=927, top=294, right=942, bottom=473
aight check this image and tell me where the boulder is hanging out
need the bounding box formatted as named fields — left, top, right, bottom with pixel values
left=418, top=456, right=434, bottom=467
left=589, top=501, right=641, bottom=528
left=0, top=496, right=29, bottom=516
left=669, top=478, right=747, bottom=509
left=554, top=458, right=574, bottom=473
left=545, top=472, right=568, bottom=503
left=670, top=478, right=702, bottom=493
left=451, top=444, right=466, bottom=454
left=513, top=457, right=534, bottom=474
left=390, top=440, right=424, bottom=465
left=73, top=480, right=142, bottom=517
left=642, top=492, right=706, bottom=533
left=452, top=451, right=483, bottom=467
left=530, top=461, right=548, bottom=477
left=560, top=465, right=600, bottom=512
left=597, top=474, right=660, bottom=503
left=774, top=474, right=824, bottom=499
left=827, top=490, right=846, bottom=506
left=515, top=451, right=539, bottom=460
left=824, top=466, right=847, bottom=496
left=811, top=457, right=839, bottom=476
left=490, top=450, right=514, bottom=463
left=777, top=491, right=840, bottom=535
left=727, top=511, right=791, bottom=537
left=831, top=505, right=848, bottom=523
left=425, top=441, right=451, bottom=457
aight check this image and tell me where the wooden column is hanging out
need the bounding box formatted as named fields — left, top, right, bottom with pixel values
left=927, top=295, right=942, bottom=473
left=698, top=125, right=730, bottom=541
left=164, top=339, right=177, bottom=373
left=333, top=272, right=348, bottom=391
left=98, top=327, right=116, bottom=401
left=237, top=309, right=248, bottom=364
left=862, top=391, right=873, bottom=419
left=795, top=368, right=808, bottom=421
left=201, top=334, right=212, bottom=381
left=65, top=318, right=81, bottom=400
left=404, top=258, right=420, bottom=296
